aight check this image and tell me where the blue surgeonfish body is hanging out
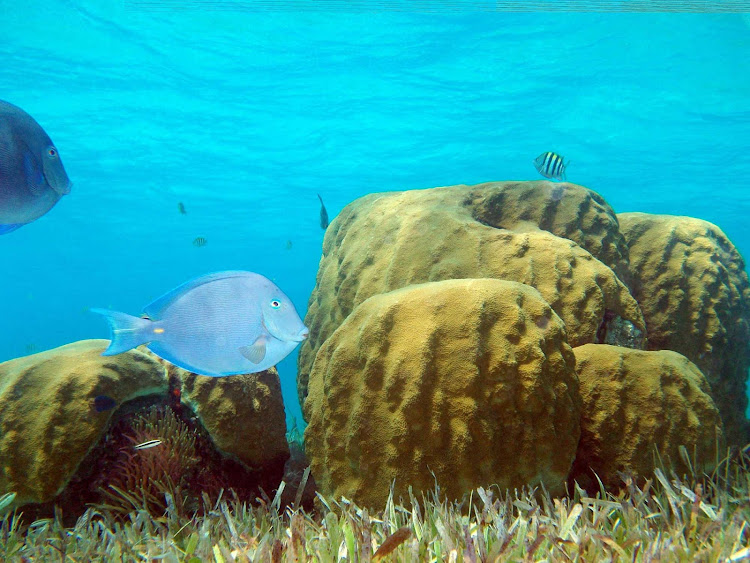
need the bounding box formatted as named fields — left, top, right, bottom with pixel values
left=92, top=271, right=309, bottom=377
left=0, top=100, right=71, bottom=234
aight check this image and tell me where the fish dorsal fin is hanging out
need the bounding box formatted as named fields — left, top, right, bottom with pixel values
left=239, top=336, right=268, bottom=364
left=143, top=271, right=254, bottom=319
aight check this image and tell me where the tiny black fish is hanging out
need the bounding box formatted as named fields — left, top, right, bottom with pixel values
left=317, top=194, right=329, bottom=230
left=93, top=395, right=117, bottom=413
left=286, top=239, right=293, bottom=250
left=533, top=151, right=568, bottom=181
left=178, top=202, right=186, bottom=215
left=193, top=236, right=207, bottom=247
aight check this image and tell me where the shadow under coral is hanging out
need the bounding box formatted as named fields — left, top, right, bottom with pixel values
left=24, top=394, right=289, bottom=527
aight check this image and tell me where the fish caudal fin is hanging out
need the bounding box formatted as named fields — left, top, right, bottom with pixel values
left=90, top=308, right=154, bottom=355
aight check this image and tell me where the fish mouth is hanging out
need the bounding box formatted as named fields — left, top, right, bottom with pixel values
left=49, top=178, right=72, bottom=196
left=294, top=327, right=310, bottom=342
left=43, top=161, right=72, bottom=196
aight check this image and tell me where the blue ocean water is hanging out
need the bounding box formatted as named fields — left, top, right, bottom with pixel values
left=1, top=3, right=749, bottom=425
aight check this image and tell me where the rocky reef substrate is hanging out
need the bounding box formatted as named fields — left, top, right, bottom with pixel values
left=300, top=180, right=749, bottom=508
left=0, top=340, right=295, bottom=521
left=2, top=180, right=748, bottom=516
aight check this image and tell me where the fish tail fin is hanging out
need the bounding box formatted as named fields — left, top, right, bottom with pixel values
left=90, top=308, right=153, bottom=355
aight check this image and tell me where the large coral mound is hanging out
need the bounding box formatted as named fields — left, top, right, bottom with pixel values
left=299, top=182, right=644, bottom=406
left=177, top=368, right=289, bottom=479
left=466, top=181, right=632, bottom=286
left=618, top=213, right=750, bottom=444
left=569, top=344, right=724, bottom=491
left=0, top=340, right=167, bottom=507
left=304, top=278, right=581, bottom=508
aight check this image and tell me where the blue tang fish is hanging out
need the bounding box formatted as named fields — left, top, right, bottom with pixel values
left=0, top=100, right=72, bottom=234
left=92, top=271, right=309, bottom=376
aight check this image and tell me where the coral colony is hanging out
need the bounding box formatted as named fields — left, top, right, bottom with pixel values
left=1, top=181, right=749, bottom=560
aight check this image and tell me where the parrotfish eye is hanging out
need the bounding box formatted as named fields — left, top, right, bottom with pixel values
left=270, top=299, right=281, bottom=309
left=47, top=146, right=57, bottom=158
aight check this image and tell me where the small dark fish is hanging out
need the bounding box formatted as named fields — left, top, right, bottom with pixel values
left=93, top=395, right=117, bottom=412
left=286, top=239, right=293, bottom=250
left=193, top=236, right=207, bottom=247
left=533, top=151, right=568, bottom=181
left=133, top=439, right=162, bottom=450
left=317, top=194, right=329, bottom=230
left=178, top=202, right=186, bottom=215
left=0, top=100, right=72, bottom=234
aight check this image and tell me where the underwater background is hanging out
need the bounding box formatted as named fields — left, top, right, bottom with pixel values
left=1, top=2, right=749, bottom=426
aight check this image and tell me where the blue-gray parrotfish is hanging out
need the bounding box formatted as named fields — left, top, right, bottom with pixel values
left=533, top=151, right=568, bottom=181
left=92, top=271, right=309, bottom=376
left=0, top=100, right=72, bottom=234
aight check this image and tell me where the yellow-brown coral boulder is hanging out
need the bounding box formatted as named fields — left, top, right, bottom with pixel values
left=569, top=344, right=724, bottom=491
left=0, top=340, right=167, bottom=507
left=618, top=212, right=750, bottom=444
left=176, top=368, right=289, bottom=478
left=304, top=278, right=581, bottom=508
left=466, top=181, right=632, bottom=286
left=299, top=183, right=644, bottom=406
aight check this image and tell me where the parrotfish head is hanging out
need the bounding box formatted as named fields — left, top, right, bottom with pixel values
left=261, top=294, right=309, bottom=343
left=4, top=100, right=72, bottom=197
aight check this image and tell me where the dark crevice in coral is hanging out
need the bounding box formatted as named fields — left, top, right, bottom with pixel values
left=596, top=310, right=646, bottom=349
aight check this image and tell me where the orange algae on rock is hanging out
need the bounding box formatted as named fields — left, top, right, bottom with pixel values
left=569, top=344, right=724, bottom=491
left=0, top=340, right=167, bottom=507
left=298, top=182, right=644, bottom=406
left=304, top=279, right=581, bottom=508
left=618, top=212, right=750, bottom=444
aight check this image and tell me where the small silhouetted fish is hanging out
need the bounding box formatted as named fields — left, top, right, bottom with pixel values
left=93, top=395, right=117, bottom=413
left=0, top=100, right=72, bottom=234
left=533, top=151, right=568, bottom=181
left=193, top=237, right=207, bottom=247
left=24, top=343, right=38, bottom=354
left=286, top=239, right=293, bottom=250
left=178, top=202, right=186, bottom=215
left=134, top=439, right=162, bottom=450
left=317, top=194, right=329, bottom=230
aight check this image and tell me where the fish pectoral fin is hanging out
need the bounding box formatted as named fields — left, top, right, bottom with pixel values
left=23, top=151, right=47, bottom=196
left=239, top=337, right=267, bottom=364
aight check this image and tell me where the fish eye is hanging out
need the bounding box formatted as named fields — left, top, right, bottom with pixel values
left=47, top=147, right=57, bottom=158
left=270, top=299, right=281, bottom=309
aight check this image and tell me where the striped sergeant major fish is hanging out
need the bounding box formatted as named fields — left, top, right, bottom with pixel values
left=533, top=151, right=568, bottom=181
